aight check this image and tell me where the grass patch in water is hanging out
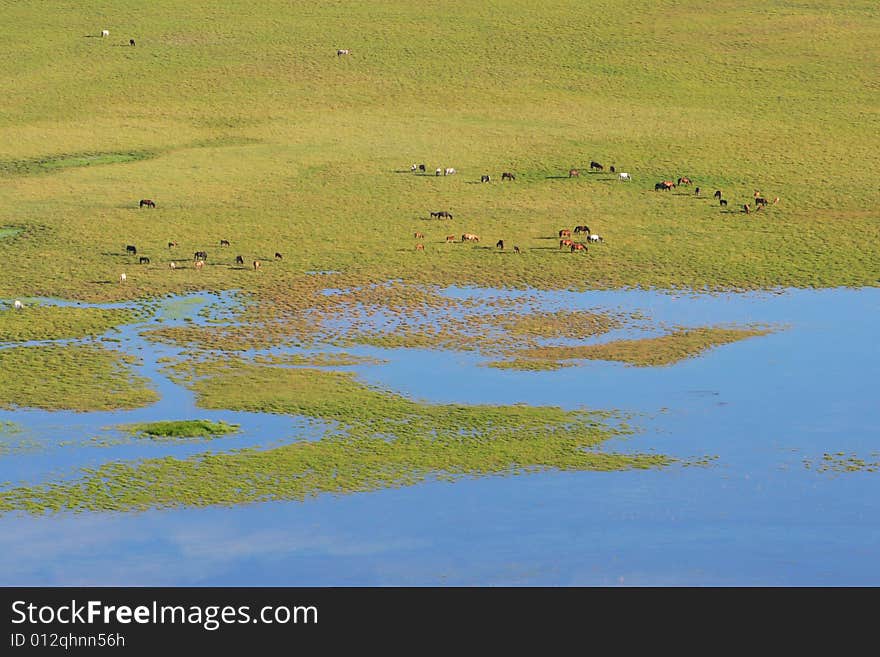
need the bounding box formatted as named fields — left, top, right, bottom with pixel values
left=804, top=452, right=880, bottom=474
left=513, top=326, right=773, bottom=367
left=0, top=344, right=158, bottom=411
left=0, top=363, right=672, bottom=514
left=122, top=419, right=239, bottom=440
left=0, top=305, right=140, bottom=342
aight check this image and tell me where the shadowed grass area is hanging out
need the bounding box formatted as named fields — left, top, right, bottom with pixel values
left=510, top=326, right=773, bottom=367
left=0, top=227, right=23, bottom=240
left=0, top=364, right=670, bottom=514
left=0, top=151, right=155, bottom=177
left=0, top=305, right=140, bottom=342
left=122, top=419, right=239, bottom=440
left=0, top=344, right=158, bottom=411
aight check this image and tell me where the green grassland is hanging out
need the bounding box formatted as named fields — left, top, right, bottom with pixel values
left=0, top=344, right=157, bottom=411
left=0, top=364, right=669, bottom=514
left=0, top=0, right=876, bottom=308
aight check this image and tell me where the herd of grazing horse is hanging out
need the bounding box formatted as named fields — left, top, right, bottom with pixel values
left=118, top=199, right=283, bottom=281
left=657, top=179, right=780, bottom=214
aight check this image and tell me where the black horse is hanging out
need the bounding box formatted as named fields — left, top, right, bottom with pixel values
left=235, top=255, right=245, bottom=265
left=126, top=245, right=137, bottom=255
left=590, top=161, right=603, bottom=171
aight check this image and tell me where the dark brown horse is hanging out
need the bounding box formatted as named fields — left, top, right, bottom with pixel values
left=590, top=161, right=603, bottom=171
left=573, top=225, right=590, bottom=235
left=220, top=239, right=230, bottom=247
left=501, top=172, right=515, bottom=181
left=496, top=240, right=504, bottom=250
left=139, top=199, right=155, bottom=208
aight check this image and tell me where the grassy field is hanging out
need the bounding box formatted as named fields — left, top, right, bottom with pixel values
left=0, top=0, right=877, bottom=309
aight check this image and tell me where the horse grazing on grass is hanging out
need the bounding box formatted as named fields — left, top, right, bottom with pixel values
left=501, top=172, right=515, bottom=181
left=590, top=161, right=603, bottom=171
left=559, top=229, right=571, bottom=238
left=126, top=245, right=137, bottom=255
left=569, top=169, right=580, bottom=178
left=236, top=255, right=245, bottom=265
left=573, top=225, right=590, bottom=235
left=570, top=243, right=587, bottom=252
left=139, top=199, right=155, bottom=208
left=496, top=240, right=504, bottom=250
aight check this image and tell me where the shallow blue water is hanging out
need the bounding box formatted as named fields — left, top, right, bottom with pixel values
left=0, top=286, right=877, bottom=585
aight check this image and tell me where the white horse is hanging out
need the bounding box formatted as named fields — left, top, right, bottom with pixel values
left=119, top=272, right=126, bottom=283
left=337, top=49, right=351, bottom=56
left=169, top=262, right=176, bottom=270
left=588, top=234, right=603, bottom=243
left=101, top=29, right=109, bottom=37
left=435, top=168, right=442, bottom=176
left=618, top=172, right=631, bottom=181
left=444, top=167, right=456, bottom=176
left=13, top=300, right=22, bottom=310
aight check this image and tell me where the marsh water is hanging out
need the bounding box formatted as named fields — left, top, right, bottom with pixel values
left=0, top=286, right=878, bottom=585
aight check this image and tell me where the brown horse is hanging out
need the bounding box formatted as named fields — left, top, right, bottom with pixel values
left=415, top=243, right=424, bottom=251
left=253, top=260, right=261, bottom=270
left=569, top=169, right=579, bottom=178
left=139, top=199, right=155, bottom=208
left=560, top=239, right=574, bottom=249
left=677, top=177, right=692, bottom=186
left=570, top=243, right=587, bottom=252
left=513, top=246, right=520, bottom=254
left=414, top=231, right=425, bottom=239
left=501, top=172, right=515, bottom=181
left=559, top=229, right=571, bottom=238
left=220, top=239, right=230, bottom=247
left=446, top=235, right=456, bottom=243
left=462, top=233, right=480, bottom=242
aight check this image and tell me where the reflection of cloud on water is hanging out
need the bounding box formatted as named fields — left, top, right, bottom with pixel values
left=0, top=505, right=428, bottom=585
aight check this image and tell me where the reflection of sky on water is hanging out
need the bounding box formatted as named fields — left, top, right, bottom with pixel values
left=0, top=286, right=878, bottom=585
